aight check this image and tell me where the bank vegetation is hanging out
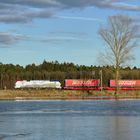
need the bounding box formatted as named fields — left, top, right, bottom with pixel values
left=0, top=89, right=140, bottom=100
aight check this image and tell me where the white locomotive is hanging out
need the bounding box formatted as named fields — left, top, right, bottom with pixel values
left=15, top=80, right=61, bottom=89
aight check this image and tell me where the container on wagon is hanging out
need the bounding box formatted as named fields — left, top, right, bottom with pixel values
left=110, top=80, right=140, bottom=88
left=64, top=79, right=100, bottom=89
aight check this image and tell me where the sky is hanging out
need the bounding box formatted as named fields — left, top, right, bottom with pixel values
left=0, top=0, right=140, bottom=67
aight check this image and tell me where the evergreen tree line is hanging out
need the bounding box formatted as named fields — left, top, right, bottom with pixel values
left=0, top=61, right=140, bottom=89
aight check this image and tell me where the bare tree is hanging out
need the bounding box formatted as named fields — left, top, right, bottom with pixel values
left=99, top=15, right=139, bottom=95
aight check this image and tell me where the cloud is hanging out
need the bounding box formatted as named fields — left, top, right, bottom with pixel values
left=109, top=2, right=140, bottom=11
left=39, top=37, right=90, bottom=45
left=57, top=16, right=104, bottom=22
left=0, top=0, right=139, bottom=24
left=0, top=4, right=54, bottom=23
left=1, top=31, right=88, bottom=45
left=0, top=32, right=26, bottom=46
left=41, top=36, right=89, bottom=42
left=2, top=0, right=138, bottom=11
left=25, top=31, right=90, bottom=45
left=47, top=31, right=88, bottom=37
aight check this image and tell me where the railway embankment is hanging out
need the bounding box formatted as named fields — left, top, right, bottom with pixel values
left=0, top=89, right=140, bottom=100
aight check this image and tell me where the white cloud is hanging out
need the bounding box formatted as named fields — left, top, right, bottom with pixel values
left=57, top=16, right=104, bottom=22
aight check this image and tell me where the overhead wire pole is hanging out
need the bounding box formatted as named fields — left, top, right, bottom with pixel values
left=0, top=73, right=2, bottom=89
left=100, top=70, right=103, bottom=92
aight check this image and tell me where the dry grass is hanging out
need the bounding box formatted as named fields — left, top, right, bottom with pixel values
left=0, top=89, right=139, bottom=100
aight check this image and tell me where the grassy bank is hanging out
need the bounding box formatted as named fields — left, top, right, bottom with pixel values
left=0, top=89, right=140, bottom=100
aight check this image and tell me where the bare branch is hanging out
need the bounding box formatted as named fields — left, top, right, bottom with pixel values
left=98, top=14, right=139, bottom=95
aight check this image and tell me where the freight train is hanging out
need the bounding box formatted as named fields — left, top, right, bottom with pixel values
left=14, top=79, right=140, bottom=90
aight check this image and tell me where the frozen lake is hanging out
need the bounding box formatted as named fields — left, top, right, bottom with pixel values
left=0, top=100, right=140, bottom=140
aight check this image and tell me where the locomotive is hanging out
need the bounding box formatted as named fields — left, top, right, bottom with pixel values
left=15, top=80, right=61, bottom=89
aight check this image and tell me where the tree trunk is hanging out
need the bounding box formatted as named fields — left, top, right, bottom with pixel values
left=115, top=67, right=119, bottom=96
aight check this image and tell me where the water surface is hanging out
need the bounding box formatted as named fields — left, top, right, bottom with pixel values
left=0, top=100, right=140, bottom=140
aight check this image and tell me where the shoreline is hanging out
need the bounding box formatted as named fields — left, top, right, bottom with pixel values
left=9, top=97, right=140, bottom=101
left=0, top=89, right=140, bottom=100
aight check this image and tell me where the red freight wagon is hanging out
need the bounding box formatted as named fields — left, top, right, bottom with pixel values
left=65, top=79, right=100, bottom=88
left=110, top=80, right=140, bottom=88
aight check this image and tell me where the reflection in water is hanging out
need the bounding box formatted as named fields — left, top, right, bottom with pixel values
left=111, top=117, right=131, bottom=140
left=0, top=100, right=140, bottom=140
left=112, top=116, right=140, bottom=140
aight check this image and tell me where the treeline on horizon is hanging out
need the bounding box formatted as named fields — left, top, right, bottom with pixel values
left=0, top=60, right=140, bottom=89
